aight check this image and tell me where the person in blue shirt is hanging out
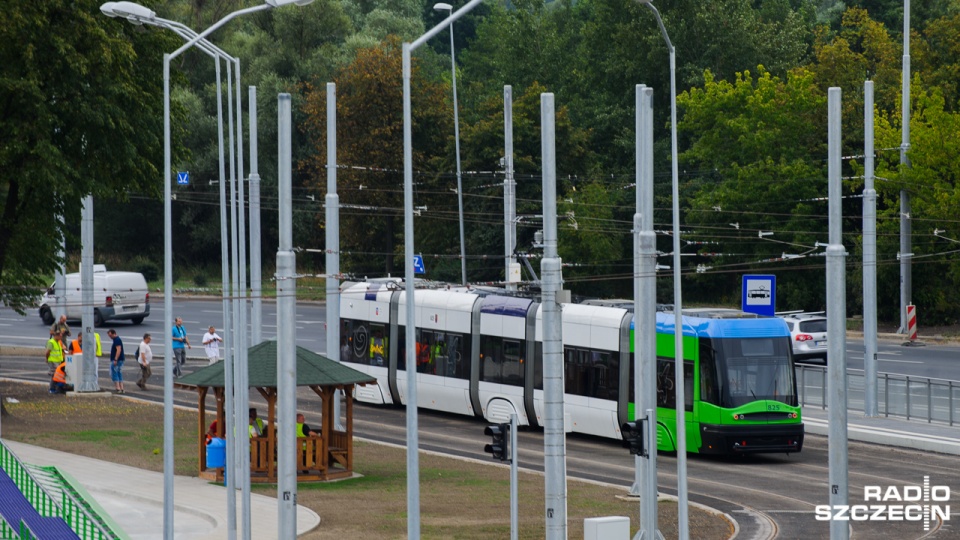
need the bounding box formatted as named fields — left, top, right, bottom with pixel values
left=171, top=317, right=191, bottom=378
left=107, top=328, right=125, bottom=394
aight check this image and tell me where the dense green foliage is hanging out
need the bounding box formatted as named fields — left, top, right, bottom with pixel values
left=6, top=0, right=960, bottom=323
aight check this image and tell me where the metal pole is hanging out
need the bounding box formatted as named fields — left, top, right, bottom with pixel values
left=401, top=42, right=422, bottom=539
left=326, top=82, right=343, bottom=429
left=233, top=60, right=253, bottom=540
left=827, top=87, right=849, bottom=540
left=249, top=86, right=263, bottom=347
left=224, top=59, right=239, bottom=540
left=541, top=92, right=567, bottom=540
left=215, top=57, right=236, bottom=532
left=635, top=85, right=660, bottom=540
left=900, top=0, right=912, bottom=333
left=504, top=85, right=516, bottom=291
left=79, top=195, right=98, bottom=392
left=510, top=412, right=518, bottom=540
left=863, top=80, right=878, bottom=417
left=162, top=52, right=174, bottom=540
left=449, top=20, right=466, bottom=285
left=401, top=6, right=486, bottom=535
left=277, top=93, right=298, bottom=539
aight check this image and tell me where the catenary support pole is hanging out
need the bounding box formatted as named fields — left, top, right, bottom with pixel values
left=900, top=0, right=912, bottom=333
left=634, top=85, right=661, bottom=540
left=276, top=93, right=298, bottom=539
left=863, top=80, right=878, bottom=417
left=326, top=82, right=343, bottom=429
left=79, top=195, right=98, bottom=392
left=162, top=52, right=175, bottom=540
left=826, top=87, right=849, bottom=540
left=541, top=92, right=567, bottom=540
left=250, top=85, right=263, bottom=347
left=504, top=86, right=517, bottom=291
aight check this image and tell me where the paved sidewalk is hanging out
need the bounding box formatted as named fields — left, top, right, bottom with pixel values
left=4, top=440, right=320, bottom=540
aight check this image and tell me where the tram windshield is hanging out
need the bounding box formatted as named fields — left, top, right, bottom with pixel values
left=708, top=337, right=797, bottom=408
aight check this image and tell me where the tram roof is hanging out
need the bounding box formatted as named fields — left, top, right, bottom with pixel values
left=628, top=309, right=790, bottom=338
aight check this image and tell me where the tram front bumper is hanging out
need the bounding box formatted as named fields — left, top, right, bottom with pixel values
left=699, top=422, right=804, bottom=455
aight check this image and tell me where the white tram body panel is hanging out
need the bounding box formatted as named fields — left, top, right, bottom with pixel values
left=533, top=303, right=626, bottom=439
left=395, top=290, right=478, bottom=417
left=477, top=295, right=534, bottom=426
left=341, top=282, right=394, bottom=405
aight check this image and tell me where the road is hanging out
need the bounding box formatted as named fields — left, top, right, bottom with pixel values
left=0, top=352, right=956, bottom=539
left=3, top=299, right=960, bottom=380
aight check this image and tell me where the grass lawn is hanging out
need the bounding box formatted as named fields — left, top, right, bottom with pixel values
left=0, top=380, right=731, bottom=539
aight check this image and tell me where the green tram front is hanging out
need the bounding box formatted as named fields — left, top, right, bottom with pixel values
left=633, top=309, right=804, bottom=456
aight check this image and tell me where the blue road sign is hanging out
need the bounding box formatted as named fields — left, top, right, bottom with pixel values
left=413, top=255, right=426, bottom=274
left=742, top=274, right=776, bottom=316
left=177, top=172, right=189, bottom=185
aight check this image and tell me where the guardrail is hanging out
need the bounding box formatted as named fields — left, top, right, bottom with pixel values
left=797, top=365, right=960, bottom=426
left=0, top=441, right=115, bottom=540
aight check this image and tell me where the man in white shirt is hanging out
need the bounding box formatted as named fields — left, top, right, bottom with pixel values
left=202, top=326, right=223, bottom=365
left=136, top=333, right=153, bottom=391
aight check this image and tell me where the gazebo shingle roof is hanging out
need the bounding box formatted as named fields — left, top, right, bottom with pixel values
left=176, top=340, right=376, bottom=388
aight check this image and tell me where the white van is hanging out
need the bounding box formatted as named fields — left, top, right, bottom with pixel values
left=39, top=266, right=150, bottom=327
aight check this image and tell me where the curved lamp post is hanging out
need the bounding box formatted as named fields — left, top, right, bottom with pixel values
left=634, top=1, right=687, bottom=539
left=99, top=2, right=312, bottom=538
left=433, top=2, right=467, bottom=285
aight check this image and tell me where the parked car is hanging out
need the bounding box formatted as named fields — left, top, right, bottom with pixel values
left=39, top=266, right=150, bottom=327
left=779, top=312, right=828, bottom=364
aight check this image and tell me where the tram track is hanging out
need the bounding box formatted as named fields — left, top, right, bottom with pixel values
left=1, top=356, right=957, bottom=538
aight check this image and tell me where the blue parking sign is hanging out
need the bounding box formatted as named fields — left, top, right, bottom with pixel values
left=742, top=274, right=775, bottom=316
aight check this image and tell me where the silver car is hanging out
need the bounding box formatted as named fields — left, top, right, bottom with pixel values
left=780, top=312, right=828, bottom=364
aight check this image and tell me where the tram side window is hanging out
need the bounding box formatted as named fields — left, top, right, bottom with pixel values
left=480, top=336, right=524, bottom=387
left=340, top=319, right=386, bottom=367
left=656, top=358, right=694, bottom=411
left=413, top=330, right=469, bottom=379
left=534, top=342, right=543, bottom=390
left=565, top=347, right=619, bottom=399
left=699, top=342, right=720, bottom=406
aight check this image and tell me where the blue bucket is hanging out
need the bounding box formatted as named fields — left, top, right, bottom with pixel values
left=206, top=437, right=226, bottom=468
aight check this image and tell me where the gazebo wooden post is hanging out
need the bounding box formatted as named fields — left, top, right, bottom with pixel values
left=346, top=384, right=354, bottom=471
left=321, top=386, right=331, bottom=471
left=198, top=386, right=208, bottom=475
left=267, top=388, right=276, bottom=481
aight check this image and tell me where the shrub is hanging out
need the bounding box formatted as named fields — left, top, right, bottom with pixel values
left=131, top=257, right=160, bottom=282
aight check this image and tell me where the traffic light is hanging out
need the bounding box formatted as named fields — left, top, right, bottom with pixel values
left=484, top=423, right=510, bottom=461
left=621, top=420, right=646, bottom=457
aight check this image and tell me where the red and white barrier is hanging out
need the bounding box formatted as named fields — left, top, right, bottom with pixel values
left=906, top=304, right=918, bottom=342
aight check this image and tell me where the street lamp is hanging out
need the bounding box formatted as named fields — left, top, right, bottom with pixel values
left=433, top=2, right=467, bottom=285
left=634, top=1, right=688, bottom=539
left=99, top=2, right=313, bottom=538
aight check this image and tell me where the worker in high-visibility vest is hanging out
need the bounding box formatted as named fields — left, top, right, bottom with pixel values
left=50, top=361, right=72, bottom=394
left=46, top=330, right=64, bottom=393
left=69, top=332, right=102, bottom=356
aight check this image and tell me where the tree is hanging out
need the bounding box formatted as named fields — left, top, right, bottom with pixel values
left=0, top=0, right=181, bottom=310
left=301, top=37, right=451, bottom=276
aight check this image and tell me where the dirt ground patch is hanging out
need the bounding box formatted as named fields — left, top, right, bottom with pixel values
left=0, top=380, right=732, bottom=539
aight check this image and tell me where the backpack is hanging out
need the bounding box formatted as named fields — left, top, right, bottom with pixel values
left=133, top=346, right=140, bottom=362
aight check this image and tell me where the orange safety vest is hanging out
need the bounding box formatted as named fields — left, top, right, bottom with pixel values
left=53, top=362, right=67, bottom=384
left=71, top=339, right=82, bottom=354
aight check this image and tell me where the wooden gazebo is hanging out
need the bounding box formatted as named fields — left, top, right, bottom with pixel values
left=176, top=340, right=377, bottom=482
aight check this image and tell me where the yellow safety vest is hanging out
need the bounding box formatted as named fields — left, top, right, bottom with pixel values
left=47, top=338, right=63, bottom=364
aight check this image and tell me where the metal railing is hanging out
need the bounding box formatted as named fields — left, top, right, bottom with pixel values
left=797, top=365, right=960, bottom=426
left=0, top=441, right=115, bottom=540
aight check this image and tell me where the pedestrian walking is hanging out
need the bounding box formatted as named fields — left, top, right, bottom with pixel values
left=107, top=329, right=125, bottom=394
left=136, top=333, right=153, bottom=390
left=172, top=317, right=191, bottom=377
left=50, top=314, right=70, bottom=339
left=202, top=326, right=222, bottom=365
